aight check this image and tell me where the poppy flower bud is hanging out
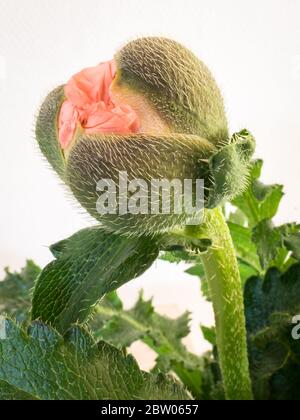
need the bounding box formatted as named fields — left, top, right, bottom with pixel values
left=36, top=37, right=255, bottom=236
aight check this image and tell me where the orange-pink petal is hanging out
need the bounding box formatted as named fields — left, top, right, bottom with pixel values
left=58, top=100, right=78, bottom=149
left=58, top=59, right=139, bottom=149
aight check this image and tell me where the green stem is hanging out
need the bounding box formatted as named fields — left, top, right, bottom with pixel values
left=187, top=207, right=253, bottom=400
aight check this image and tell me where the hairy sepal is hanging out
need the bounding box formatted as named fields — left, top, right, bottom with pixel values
left=66, top=133, right=215, bottom=236
left=115, top=37, right=228, bottom=145
left=36, top=85, right=66, bottom=179
left=207, top=130, right=256, bottom=208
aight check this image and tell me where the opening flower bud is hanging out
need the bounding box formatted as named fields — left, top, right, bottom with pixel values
left=36, top=37, right=255, bottom=236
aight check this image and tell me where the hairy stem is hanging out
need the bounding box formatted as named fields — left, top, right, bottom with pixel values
left=187, top=207, right=253, bottom=400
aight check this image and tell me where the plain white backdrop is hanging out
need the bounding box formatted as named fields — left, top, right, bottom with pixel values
left=1, top=0, right=300, bottom=366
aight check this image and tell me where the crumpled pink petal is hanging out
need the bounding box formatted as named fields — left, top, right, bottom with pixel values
left=85, top=104, right=140, bottom=134
left=58, top=100, right=78, bottom=149
left=58, top=60, right=139, bottom=149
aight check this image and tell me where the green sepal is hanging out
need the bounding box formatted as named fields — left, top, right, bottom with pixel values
left=207, top=129, right=256, bottom=208
left=35, top=85, right=66, bottom=179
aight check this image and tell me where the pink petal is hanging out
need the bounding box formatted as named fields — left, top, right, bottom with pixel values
left=58, top=59, right=140, bottom=149
left=58, top=100, right=78, bottom=149
left=84, top=103, right=139, bottom=134
left=65, top=61, right=116, bottom=108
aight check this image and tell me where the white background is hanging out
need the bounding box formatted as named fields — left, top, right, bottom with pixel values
left=0, top=0, right=300, bottom=367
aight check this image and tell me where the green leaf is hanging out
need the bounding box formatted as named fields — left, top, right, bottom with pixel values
left=185, top=264, right=205, bottom=278
left=252, top=220, right=283, bottom=269
left=285, top=234, right=300, bottom=260
left=280, top=223, right=300, bottom=261
left=32, top=227, right=160, bottom=333
left=238, top=260, right=259, bottom=284
left=228, top=207, right=248, bottom=226
left=228, top=222, right=261, bottom=272
left=244, top=263, right=300, bottom=400
left=252, top=221, right=300, bottom=270
left=0, top=380, right=37, bottom=400
left=201, top=326, right=216, bottom=346
left=245, top=264, right=300, bottom=338
left=92, top=292, right=206, bottom=399
left=0, top=319, right=189, bottom=400
left=159, top=249, right=198, bottom=264
left=232, top=160, right=284, bottom=227
left=0, top=261, right=41, bottom=320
